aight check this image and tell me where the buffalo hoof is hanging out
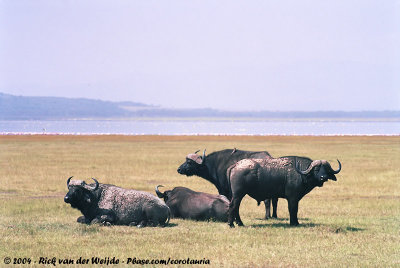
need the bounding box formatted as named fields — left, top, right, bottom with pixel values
left=77, top=216, right=87, bottom=224
left=229, top=223, right=235, bottom=228
left=137, top=221, right=147, bottom=228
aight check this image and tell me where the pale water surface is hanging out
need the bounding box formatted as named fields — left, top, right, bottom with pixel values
left=1, top=120, right=399, bottom=135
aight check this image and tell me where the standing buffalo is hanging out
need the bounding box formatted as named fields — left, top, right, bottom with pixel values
left=155, top=185, right=229, bottom=221
left=64, top=177, right=170, bottom=227
left=177, top=149, right=279, bottom=219
left=227, top=156, right=341, bottom=227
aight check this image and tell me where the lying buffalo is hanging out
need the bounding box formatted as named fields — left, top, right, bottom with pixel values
left=177, top=149, right=279, bottom=219
left=64, top=177, right=170, bottom=227
left=155, top=185, right=229, bottom=222
left=227, top=156, right=341, bottom=227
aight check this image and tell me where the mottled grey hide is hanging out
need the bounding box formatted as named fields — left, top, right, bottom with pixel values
left=64, top=177, right=170, bottom=227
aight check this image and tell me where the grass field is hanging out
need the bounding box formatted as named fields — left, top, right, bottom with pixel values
left=1, top=135, right=399, bottom=267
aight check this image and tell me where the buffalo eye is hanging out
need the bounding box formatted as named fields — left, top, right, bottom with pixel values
left=186, top=161, right=194, bottom=167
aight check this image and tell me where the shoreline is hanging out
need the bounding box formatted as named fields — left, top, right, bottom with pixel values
left=1, top=117, right=400, bottom=122
left=1, top=132, right=399, bottom=137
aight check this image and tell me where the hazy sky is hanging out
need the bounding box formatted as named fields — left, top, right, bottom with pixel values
left=1, top=0, right=399, bottom=111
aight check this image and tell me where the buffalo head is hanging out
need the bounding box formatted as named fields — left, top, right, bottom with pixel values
left=64, top=176, right=99, bottom=208
left=155, top=185, right=171, bottom=202
left=177, top=149, right=206, bottom=176
left=295, top=159, right=341, bottom=187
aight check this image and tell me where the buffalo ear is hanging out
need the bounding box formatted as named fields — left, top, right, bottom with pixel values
left=329, top=175, right=337, bottom=181
left=164, top=191, right=171, bottom=202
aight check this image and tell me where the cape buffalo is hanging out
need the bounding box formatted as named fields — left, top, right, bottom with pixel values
left=155, top=185, right=229, bottom=221
left=177, top=149, right=279, bottom=219
left=227, top=156, right=341, bottom=227
left=64, top=177, right=170, bottom=227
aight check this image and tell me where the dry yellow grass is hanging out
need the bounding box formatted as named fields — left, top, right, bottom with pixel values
left=1, top=135, right=399, bottom=267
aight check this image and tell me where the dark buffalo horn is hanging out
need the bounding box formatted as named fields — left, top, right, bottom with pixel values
left=67, top=176, right=73, bottom=187
left=155, top=185, right=165, bottom=198
left=194, top=150, right=200, bottom=154
left=294, top=161, right=308, bottom=175
left=84, top=178, right=99, bottom=191
left=295, top=160, right=321, bottom=175
left=201, top=149, right=206, bottom=163
left=92, top=178, right=99, bottom=191
left=332, top=159, right=342, bottom=174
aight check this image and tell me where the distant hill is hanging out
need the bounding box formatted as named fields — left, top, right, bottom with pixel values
left=0, top=92, right=399, bottom=120
left=0, top=92, right=150, bottom=120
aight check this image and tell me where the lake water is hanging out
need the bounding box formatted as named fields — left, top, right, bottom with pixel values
left=0, top=120, right=399, bottom=135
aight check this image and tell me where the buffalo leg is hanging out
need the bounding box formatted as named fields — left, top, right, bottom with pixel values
left=228, top=194, right=245, bottom=227
left=264, top=199, right=271, bottom=219
left=234, top=195, right=245, bottom=226
left=228, top=200, right=236, bottom=227
left=287, top=198, right=299, bottom=226
left=272, top=198, right=278, bottom=218
left=90, top=216, right=112, bottom=225
left=93, top=214, right=115, bottom=226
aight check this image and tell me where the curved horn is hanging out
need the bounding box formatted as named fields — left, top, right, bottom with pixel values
left=295, top=160, right=321, bottom=175
left=155, top=185, right=165, bottom=198
left=334, top=159, right=342, bottom=174
left=201, top=149, right=206, bottom=163
left=84, top=178, right=99, bottom=191
left=328, top=159, right=341, bottom=174
left=194, top=150, right=200, bottom=154
left=294, top=161, right=308, bottom=175
left=67, top=176, right=73, bottom=187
